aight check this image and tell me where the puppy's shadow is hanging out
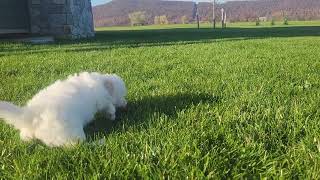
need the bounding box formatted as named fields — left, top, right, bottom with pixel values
left=83, top=112, right=115, bottom=141
left=84, top=92, right=221, bottom=140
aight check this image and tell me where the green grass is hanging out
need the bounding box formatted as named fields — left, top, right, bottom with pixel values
left=1, top=22, right=320, bottom=179
left=96, top=20, right=320, bottom=31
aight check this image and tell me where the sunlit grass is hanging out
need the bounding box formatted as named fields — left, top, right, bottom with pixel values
left=0, top=22, right=320, bottom=179
left=95, top=20, right=320, bottom=31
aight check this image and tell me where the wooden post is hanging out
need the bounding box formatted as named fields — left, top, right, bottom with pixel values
left=224, top=10, right=227, bottom=28
left=196, top=3, right=200, bottom=29
left=221, top=8, right=224, bottom=28
left=212, top=0, right=216, bottom=29
left=197, top=14, right=200, bottom=29
left=193, top=2, right=200, bottom=29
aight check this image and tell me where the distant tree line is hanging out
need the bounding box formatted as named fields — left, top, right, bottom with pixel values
left=93, top=0, right=320, bottom=27
left=128, top=11, right=147, bottom=26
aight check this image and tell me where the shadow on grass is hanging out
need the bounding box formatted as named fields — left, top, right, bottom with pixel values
left=1, top=26, right=320, bottom=56
left=91, top=26, right=320, bottom=44
left=84, top=92, right=220, bottom=139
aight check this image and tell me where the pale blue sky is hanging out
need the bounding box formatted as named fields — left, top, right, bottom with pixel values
left=92, top=0, right=110, bottom=6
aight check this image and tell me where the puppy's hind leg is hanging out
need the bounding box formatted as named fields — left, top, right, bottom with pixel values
left=35, top=123, right=86, bottom=147
left=20, top=128, right=34, bottom=141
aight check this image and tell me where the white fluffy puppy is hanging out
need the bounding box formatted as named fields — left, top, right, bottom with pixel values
left=0, top=72, right=127, bottom=147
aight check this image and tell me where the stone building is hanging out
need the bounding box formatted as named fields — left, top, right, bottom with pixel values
left=0, top=0, right=94, bottom=38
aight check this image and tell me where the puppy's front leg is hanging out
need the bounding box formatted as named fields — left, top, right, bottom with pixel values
left=105, top=103, right=116, bottom=121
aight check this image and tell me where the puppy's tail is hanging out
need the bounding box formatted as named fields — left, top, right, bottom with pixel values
left=0, top=101, right=31, bottom=129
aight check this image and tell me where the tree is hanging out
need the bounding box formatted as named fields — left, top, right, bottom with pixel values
left=159, top=15, right=169, bottom=24
left=128, top=11, right=147, bottom=26
left=283, top=16, right=289, bottom=25
left=181, top=15, right=188, bottom=24
left=255, top=18, right=260, bottom=26
left=154, top=16, right=160, bottom=25
left=154, top=15, right=169, bottom=25
left=271, top=18, right=275, bottom=25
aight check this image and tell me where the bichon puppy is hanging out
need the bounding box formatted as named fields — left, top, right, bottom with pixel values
left=0, top=72, right=127, bottom=147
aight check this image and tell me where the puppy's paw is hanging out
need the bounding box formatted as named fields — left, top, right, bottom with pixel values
left=110, top=113, right=116, bottom=121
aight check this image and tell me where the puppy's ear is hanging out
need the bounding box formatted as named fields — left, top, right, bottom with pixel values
left=104, top=79, right=114, bottom=95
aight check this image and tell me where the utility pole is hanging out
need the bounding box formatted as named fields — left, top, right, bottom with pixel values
left=197, top=14, right=200, bottom=29
left=196, top=3, right=200, bottom=29
left=193, top=2, right=200, bottom=29
left=221, top=8, right=224, bottom=28
left=212, top=0, right=216, bottom=29
left=224, top=10, right=227, bottom=28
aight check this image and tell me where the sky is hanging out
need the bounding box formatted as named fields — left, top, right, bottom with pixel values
left=91, top=0, right=247, bottom=6
left=92, top=0, right=110, bottom=6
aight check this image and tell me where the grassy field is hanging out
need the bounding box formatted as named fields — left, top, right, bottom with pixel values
left=96, top=20, right=320, bottom=31
left=0, top=22, right=320, bottom=178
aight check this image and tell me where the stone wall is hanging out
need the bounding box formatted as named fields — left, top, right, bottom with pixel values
left=28, top=0, right=94, bottom=38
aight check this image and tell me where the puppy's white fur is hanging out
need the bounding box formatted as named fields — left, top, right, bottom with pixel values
left=0, top=72, right=127, bottom=147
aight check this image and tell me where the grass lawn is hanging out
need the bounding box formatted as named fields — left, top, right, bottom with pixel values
left=0, top=22, right=320, bottom=178
left=96, top=20, right=320, bottom=31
